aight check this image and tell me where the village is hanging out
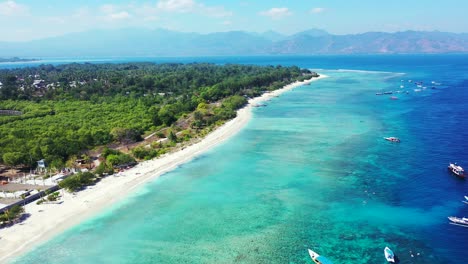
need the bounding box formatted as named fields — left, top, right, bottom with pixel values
left=0, top=158, right=94, bottom=213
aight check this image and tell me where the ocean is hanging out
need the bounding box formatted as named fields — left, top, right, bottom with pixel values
left=6, top=55, right=468, bottom=263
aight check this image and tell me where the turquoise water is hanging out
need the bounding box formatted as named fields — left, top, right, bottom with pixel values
left=10, top=56, right=468, bottom=263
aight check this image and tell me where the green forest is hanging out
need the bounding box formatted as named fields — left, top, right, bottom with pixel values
left=0, top=62, right=315, bottom=170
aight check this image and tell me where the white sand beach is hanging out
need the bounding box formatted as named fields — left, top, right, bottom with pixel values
left=0, top=74, right=327, bottom=263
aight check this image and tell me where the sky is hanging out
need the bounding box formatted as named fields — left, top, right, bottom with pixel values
left=1, top=0, right=467, bottom=42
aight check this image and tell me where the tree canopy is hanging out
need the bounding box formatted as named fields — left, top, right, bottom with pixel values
left=0, top=62, right=314, bottom=168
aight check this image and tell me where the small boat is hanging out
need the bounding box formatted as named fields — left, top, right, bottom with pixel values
left=376, top=92, right=384, bottom=95
left=384, top=247, right=395, bottom=263
left=448, top=163, right=465, bottom=178
left=384, top=137, right=400, bottom=143
left=390, top=96, right=398, bottom=100
left=463, top=196, right=468, bottom=205
left=448, top=216, right=468, bottom=227
left=308, top=249, right=333, bottom=264
left=383, top=91, right=393, bottom=95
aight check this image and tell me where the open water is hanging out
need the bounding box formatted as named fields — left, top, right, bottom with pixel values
left=7, top=55, right=468, bottom=263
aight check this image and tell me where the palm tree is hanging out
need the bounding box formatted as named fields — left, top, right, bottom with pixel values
left=3, top=208, right=11, bottom=223
left=83, top=154, right=92, bottom=169
left=2, top=205, right=23, bottom=224
left=66, top=155, right=78, bottom=173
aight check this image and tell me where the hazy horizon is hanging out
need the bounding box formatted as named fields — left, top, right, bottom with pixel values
left=1, top=0, right=467, bottom=42
left=3, top=27, right=468, bottom=44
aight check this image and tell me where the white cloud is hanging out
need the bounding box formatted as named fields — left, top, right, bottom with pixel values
left=72, top=7, right=91, bottom=19
left=107, top=11, right=131, bottom=20
left=0, top=1, right=233, bottom=41
left=99, top=4, right=132, bottom=21
left=156, top=0, right=196, bottom=13
left=100, top=4, right=118, bottom=14
left=0, top=0, right=29, bottom=16
left=222, top=20, right=232, bottom=25
left=155, top=0, right=231, bottom=17
left=143, top=16, right=159, bottom=22
left=310, top=7, right=325, bottom=14
left=260, top=7, right=291, bottom=20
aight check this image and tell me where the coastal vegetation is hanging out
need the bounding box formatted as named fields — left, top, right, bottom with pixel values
left=58, top=171, right=97, bottom=192
left=0, top=62, right=314, bottom=172
left=36, top=190, right=61, bottom=204
left=0, top=205, right=24, bottom=226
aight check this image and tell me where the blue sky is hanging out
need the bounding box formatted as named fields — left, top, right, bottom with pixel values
left=1, top=0, right=467, bottom=41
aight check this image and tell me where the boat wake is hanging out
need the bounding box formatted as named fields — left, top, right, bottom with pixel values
left=449, top=222, right=468, bottom=228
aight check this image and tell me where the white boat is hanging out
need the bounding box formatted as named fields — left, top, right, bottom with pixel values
left=384, top=137, right=400, bottom=143
left=384, top=247, right=395, bottom=262
left=308, top=249, right=333, bottom=264
left=448, top=163, right=465, bottom=178
left=464, top=196, right=468, bottom=204
left=448, top=216, right=468, bottom=227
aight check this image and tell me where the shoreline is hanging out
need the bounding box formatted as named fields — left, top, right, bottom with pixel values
left=0, top=74, right=327, bottom=263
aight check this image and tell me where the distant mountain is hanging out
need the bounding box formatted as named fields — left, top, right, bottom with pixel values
left=253, top=30, right=286, bottom=42
left=271, top=30, right=468, bottom=54
left=290, top=29, right=330, bottom=38
left=0, top=28, right=467, bottom=57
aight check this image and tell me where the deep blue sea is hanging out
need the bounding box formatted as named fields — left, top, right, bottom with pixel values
left=6, top=55, right=468, bottom=263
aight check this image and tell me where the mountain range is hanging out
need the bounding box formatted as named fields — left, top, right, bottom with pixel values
left=1, top=28, right=467, bottom=57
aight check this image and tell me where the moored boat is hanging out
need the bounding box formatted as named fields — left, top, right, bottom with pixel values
left=384, top=247, right=395, bottom=263
left=308, top=249, right=333, bottom=264
left=448, top=163, right=465, bottom=178
left=384, top=137, right=400, bottom=143
left=448, top=216, right=468, bottom=227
